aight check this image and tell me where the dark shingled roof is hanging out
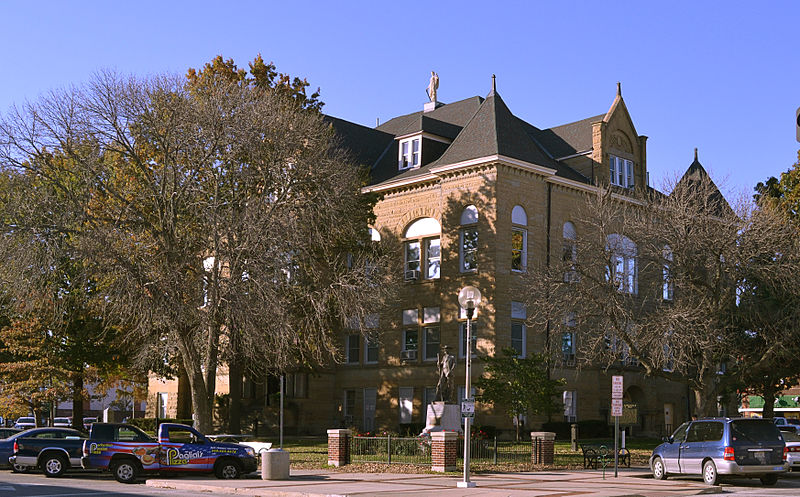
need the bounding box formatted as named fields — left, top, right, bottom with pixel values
left=537, top=114, right=604, bottom=158
left=376, top=96, right=484, bottom=135
left=330, top=91, right=597, bottom=188
left=325, top=116, right=395, bottom=170
left=673, top=153, right=734, bottom=217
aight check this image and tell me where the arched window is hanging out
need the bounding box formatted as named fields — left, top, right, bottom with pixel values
left=662, top=245, right=673, bottom=301
left=511, top=205, right=527, bottom=272
left=459, top=205, right=478, bottom=272
left=562, top=221, right=577, bottom=282
left=606, top=234, right=637, bottom=294
left=404, top=217, right=441, bottom=281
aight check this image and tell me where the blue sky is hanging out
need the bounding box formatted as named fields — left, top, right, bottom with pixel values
left=2, top=1, right=798, bottom=198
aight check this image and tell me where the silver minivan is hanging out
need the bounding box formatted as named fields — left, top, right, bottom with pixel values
left=650, top=418, right=788, bottom=485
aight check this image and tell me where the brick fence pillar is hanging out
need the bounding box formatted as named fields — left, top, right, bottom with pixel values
left=327, top=429, right=351, bottom=467
left=431, top=431, right=458, bottom=472
left=531, top=431, right=556, bottom=464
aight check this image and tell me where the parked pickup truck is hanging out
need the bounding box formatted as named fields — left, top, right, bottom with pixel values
left=82, top=422, right=257, bottom=483
left=7, top=427, right=87, bottom=477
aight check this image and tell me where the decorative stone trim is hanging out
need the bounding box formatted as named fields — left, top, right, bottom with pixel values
left=430, top=431, right=458, bottom=472
left=327, top=429, right=351, bottom=467
left=530, top=431, right=556, bottom=465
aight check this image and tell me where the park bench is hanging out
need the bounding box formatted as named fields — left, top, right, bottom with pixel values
left=580, top=443, right=630, bottom=469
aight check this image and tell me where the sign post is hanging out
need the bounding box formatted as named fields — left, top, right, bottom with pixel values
left=611, top=376, right=623, bottom=478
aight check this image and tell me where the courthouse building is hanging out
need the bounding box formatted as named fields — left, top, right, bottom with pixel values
left=152, top=77, right=703, bottom=437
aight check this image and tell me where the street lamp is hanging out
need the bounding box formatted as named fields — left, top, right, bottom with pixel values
left=457, top=285, right=481, bottom=489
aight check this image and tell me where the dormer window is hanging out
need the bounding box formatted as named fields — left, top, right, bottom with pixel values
left=609, top=155, right=634, bottom=188
left=399, top=137, right=421, bottom=170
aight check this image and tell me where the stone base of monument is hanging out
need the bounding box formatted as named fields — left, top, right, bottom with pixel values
left=421, top=401, right=462, bottom=435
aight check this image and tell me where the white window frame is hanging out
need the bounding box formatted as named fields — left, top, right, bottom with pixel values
left=423, top=326, right=440, bottom=361
left=511, top=228, right=527, bottom=272
left=460, top=206, right=479, bottom=273
left=343, top=389, right=356, bottom=420
left=511, top=321, right=526, bottom=357
left=404, top=218, right=441, bottom=281
left=346, top=334, right=360, bottom=364
left=662, top=245, right=674, bottom=301
left=563, top=390, right=577, bottom=423
left=398, top=137, right=421, bottom=170
left=561, top=331, right=576, bottom=365
left=609, top=155, right=634, bottom=188
left=398, top=387, right=414, bottom=424
left=364, top=334, right=379, bottom=364
left=606, top=234, right=638, bottom=294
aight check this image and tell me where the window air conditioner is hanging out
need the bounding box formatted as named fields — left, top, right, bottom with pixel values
left=401, top=350, right=417, bottom=361
left=404, top=270, right=419, bottom=281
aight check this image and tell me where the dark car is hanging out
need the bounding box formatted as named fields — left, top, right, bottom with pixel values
left=0, top=428, right=20, bottom=440
left=651, top=417, right=787, bottom=485
left=7, top=427, right=87, bottom=477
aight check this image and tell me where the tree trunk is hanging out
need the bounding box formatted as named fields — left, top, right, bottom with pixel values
left=228, top=358, right=243, bottom=434
left=176, top=366, right=192, bottom=420
left=175, top=330, right=213, bottom=433
left=761, top=382, right=778, bottom=419
left=71, top=372, right=85, bottom=430
left=692, top=371, right=719, bottom=418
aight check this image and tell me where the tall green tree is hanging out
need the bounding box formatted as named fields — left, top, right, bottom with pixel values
left=475, top=349, right=565, bottom=441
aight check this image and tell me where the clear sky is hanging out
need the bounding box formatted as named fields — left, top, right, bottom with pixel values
left=2, top=0, right=798, bottom=198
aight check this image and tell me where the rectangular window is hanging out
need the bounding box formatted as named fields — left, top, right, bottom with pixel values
left=398, top=138, right=421, bottom=170
left=561, top=332, right=575, bottom=365
left=563, top=391, right=577, bottom=423
left=423, top=326, right=440, bottom=360
left=343, top=390, right=356, bottom=424
left=365, top=334, right=379, bottom=364
left=511, top=228, right=527, bottom=271
left=426, top=238, right=440, bottom=279
left=403, top=329, right=418, bottom=352
left=609, top=155, right=634, bottom=188
left=363, top=388, right=376, bottom=432
left=663, top=262, right=673, bottom=301
left=346, top=334, right=360, bottom=364
left=460, top=228, right=478, bottom=272
left=459, top=321, right=478, bottom=358
left=405, top=241, right=421, bottom=273
left=511, top=322, right=525, bottom=357
left=398, top=387, right=413, bottom=424
left=423, top=386, right=437, bottom=409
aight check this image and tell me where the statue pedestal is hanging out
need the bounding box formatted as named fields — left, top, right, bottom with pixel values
left=421, top=401, right=462, bottom=435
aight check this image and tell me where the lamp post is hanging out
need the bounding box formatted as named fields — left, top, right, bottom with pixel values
left=457, top=285, right=481, bottom=489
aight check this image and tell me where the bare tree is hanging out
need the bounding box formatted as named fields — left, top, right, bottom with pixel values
left=525, top=172, right=800, bottom=417
left=0, top=72, right=396, bottom=431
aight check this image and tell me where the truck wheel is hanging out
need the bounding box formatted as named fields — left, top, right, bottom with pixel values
left=12, top=463, right=28, bottom=473
left=41, top=453, right=68, bottom=477
left=111, top=459, right=140, bottom=484
left=214, top=459, right=241, bottom=479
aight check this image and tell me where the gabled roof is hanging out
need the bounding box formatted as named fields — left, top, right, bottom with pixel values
left=672, top=149, right=733, bottom=217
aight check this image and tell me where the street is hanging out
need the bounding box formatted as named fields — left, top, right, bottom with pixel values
left=3, top=469, right=800, bottom=497
left=0, top=471, right=204, bottom=497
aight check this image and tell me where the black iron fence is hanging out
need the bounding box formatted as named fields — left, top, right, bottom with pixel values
left=351, top=435, right=431, bottom=466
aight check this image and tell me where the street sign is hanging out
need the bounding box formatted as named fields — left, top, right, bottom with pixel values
left=461, top=399, right=475, bottom=418
left=612, top=375, right=623, bottom=399
left=611, top=398, right=623, bottom=417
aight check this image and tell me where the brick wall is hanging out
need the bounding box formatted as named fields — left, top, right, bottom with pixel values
left=430, top=431, right=458, bottom=472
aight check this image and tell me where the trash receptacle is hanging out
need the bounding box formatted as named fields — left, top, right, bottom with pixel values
left=261, top=448, right=290, bottom=480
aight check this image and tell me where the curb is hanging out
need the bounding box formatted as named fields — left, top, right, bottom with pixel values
left=146, top=479, right=346, bottom=497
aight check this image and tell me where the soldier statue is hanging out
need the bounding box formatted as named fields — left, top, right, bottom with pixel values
left=435, top=345, right=455, bottom=403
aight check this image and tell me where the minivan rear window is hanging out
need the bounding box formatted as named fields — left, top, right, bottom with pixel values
left=731, top=420, right=783, bottom=441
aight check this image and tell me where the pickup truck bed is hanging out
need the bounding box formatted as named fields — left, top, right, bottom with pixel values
left=8, top=427, right=87, bottom=477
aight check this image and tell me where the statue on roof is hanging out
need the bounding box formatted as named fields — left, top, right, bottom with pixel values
left=427, top=71, right=439, bottom=103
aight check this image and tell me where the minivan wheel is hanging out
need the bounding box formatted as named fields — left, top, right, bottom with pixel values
left=702, top=460, right=718, bottom=485
left=760, top=474, right=779, bottom=486
left=652, top=457, right=667, bottom=480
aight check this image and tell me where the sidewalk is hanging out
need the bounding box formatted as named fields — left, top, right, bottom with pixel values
left=146, top=468, right=721, bottom=497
